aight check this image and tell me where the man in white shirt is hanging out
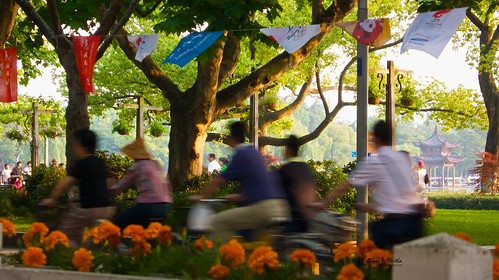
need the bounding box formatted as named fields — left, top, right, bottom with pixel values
left=23, top=161, right=32, bottom=176
left=207, top=153, right=221, bottom=174
left=2, top=163, right=12, bottom=184
left=315, top=120, right=424, bottom=249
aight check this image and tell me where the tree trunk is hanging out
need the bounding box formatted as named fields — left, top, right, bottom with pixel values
left=0, top=0, right=18, bottom=48
left=57, top=47, right=90, bottom=170
left=168, top=102, right=209, bottom=189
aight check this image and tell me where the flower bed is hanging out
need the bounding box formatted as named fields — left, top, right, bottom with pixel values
left=2, top=219, right=498, bottom=279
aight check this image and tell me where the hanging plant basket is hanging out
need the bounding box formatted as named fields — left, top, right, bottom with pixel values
left=148, top=121, right=166, bottom=138
left=151, top=131, right=163, bottom=137
left=400, top=98, right=415, bottom=106
left=368, top=97, right=381, bottom=105
left=266, top=102, right=277, bottom=110
left=117, top=129, right=130, bottom=135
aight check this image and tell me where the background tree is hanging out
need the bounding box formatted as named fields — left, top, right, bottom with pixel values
left=417, top=0, right=499, bottom=191
left=13, top=0, right=140, bottom=168
left=0, top=0, right=19, bottom=47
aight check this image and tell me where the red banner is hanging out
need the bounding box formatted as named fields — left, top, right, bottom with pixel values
left=73, top=36, right=100, bottom=94
left=0, top=47, right=18, bottom=103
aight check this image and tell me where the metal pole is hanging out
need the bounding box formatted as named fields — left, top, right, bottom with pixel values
left=386, top=61, right=396, bottom=146
left=44, top=138, right=49, bottom=165
left=250, top=94, right=258, bottom=149
left=356, top=0, right=369, bottom=243
left=137, top=96, right=144, bottom=139
left=32, top=102, right=40, bottom=167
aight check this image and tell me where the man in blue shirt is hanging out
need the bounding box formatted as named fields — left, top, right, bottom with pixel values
left=191, top=121, right=289, bottom=242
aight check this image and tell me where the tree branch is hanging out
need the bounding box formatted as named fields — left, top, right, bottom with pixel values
left=378, top=101, right=475, bottom=117
left=135, top=0, right=162, bottom=17
left=315, top=67, right=329, bottom=115
left=115, top=27, right=182, bottom=101
left=217, top=35, right=241, bottom=88
left=96, top=0, right=140, bottom=61
left=15, top=0, right=57, bottom=46
left=214, top=0, right=356, bottom=114
left=466, top=9, right=485, bottom=30
left=259, top=73, right=313, bottom=128
left=94, top=0, right=125, bottom=36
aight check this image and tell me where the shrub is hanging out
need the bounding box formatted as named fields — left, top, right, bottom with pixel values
left=95, top=150, right=134, bottom=180
left=428, top=192, right=499, bottom=210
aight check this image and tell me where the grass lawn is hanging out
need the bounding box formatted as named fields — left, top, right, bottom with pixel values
left=424, top=209, right=499, bottom=245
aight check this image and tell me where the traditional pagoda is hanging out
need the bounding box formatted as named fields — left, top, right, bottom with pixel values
left=413, top=125, right=465, bottom=188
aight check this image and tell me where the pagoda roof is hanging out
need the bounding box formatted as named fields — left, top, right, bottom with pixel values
left=418, top=155, right=466, bottom=164
left=413, top=125, right=460, bottom=148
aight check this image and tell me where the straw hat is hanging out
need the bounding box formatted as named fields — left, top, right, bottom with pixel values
left=121, top=137, right=152, bottom=160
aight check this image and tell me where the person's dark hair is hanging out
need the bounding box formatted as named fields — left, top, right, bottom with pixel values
left=16, top=161, right=22, bottom=166
left=230, top=121, right=247, bottom=143
left=27, top=161, right=31, bottom=165
left=374, top=120, right=390, bottom=145
left=286, top=135, right=301, bottom=157
left=74, top=129, right=97, bottom=153
left=4, top=163, right=9, bottom=168
left=209, top=153, right=216, bottom=159
left=219, top=158, right=228, bottom=165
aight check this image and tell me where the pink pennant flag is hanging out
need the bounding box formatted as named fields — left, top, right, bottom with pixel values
left=73, top=36, right=100, bottom=94
left=0, top=47, right=18, bottom=103
left=127, top=34, right=160, bottom=62
left=260, top=25, right=321, bottom=54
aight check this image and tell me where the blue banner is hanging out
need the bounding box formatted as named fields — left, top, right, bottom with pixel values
left=162, top=31, right=225, bottom=67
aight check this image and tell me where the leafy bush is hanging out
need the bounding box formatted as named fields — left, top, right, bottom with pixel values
left=95, top=150, right=134, bottom=180
left=428, top=192, right=499, bottom=210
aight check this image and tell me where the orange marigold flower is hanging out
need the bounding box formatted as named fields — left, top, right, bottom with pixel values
left=364, top=249, right=393, bottom=268
left=22, top=247, right=47, bottom=267
left=493, top=260, right=499, bottom=280
left=208, top=265, right=230, bottom=279
left=123, top=224, right=145, bottom=242
left=195, top=236, right=214, bottom=252
left=145, top=222, right=162, bottom=239
left=495, top=243, right=499, bottom=258
left=358, top=239, right=377, bottom=258
left=290, top=249, right=316, bottom=268
left=30, top=222, right=49, bottom=237
left=219, top=240, right=246, bottom=267
left=22, top=232, right=34, bottom=248
left=43, top=230, right=69, bottom=250
left=453, top=232, right=471, bottom=242
left=129, top=239, right=152, bottom=257
left=157, top=225, right=172, bottom=246
left=0, top=218, right=16, bottom=238
left=248, top=246, right=279, bottom=274
left=72, top=248, right=94, bottom=272
left=98, top=222, right=121, bottom=247
left=337, top=264, right=364, bottom=280
left=333, top=242, right=359, bottom=262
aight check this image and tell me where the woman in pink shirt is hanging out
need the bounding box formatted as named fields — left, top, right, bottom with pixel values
left=110, top=138, right=173, bottom=229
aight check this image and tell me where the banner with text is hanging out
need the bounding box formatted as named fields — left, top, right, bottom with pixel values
left=400, top=7, right=467, bottom=58
left=0, top=47, right=17, bottom=103
left=128, top=34, right=160, bottom=62
left=336, top=18, right=391, bottom=47
left=260, top=25, right=321, bottom=54
left=73, top=36, right=100, bottom=93
left=162, top=31, right=224, bottom=67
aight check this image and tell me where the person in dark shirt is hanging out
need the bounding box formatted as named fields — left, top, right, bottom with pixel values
left=190, top=121, right=290, bottom=242
left=279, top=135, right=316, bottom=233
left=42, top=129, right=115, bottom=247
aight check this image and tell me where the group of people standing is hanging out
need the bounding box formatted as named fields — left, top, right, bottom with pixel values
left=207, top=153, right=228, bottom=174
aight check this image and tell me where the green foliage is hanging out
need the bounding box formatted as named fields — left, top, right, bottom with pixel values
left=94, top=150, right=134, bottom=180
left=111, top=121, right=133, bottom=135
left=148, top=121, right=166, bottom=137
left=4, top=126, right=30, bottom=144
left=428, top=192, right=499, bottom=210
left=305, top=160, right=356, bottom=214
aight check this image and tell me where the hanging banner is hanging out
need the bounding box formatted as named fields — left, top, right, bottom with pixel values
left=400, top=7, right=467, bottom=58
left=260, top=25, right=321, bottom=54
left=128, top=34, right=160, bottom=62
left=336, top=18, right=391, bottom=47
left=0, top=47, right=18, bottom=103
left=73, top=36, right=100, bottom=94
left=162, top=31, right=224, bottom=67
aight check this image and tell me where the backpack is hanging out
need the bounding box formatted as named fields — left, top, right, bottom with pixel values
left=424, top=173, right=430, bottom=184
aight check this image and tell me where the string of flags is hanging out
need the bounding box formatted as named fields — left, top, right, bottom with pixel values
left=0, top=7, right=468, bottom=100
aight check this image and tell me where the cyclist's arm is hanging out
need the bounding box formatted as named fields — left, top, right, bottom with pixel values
left=42, top=176, right=76, bottom=206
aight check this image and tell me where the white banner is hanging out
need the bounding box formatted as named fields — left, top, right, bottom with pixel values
left=260, top=25, right=321, bottom=54
left=400, top=7, right=467, bottom=58
left=128, top=34, right=160, bottom=62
